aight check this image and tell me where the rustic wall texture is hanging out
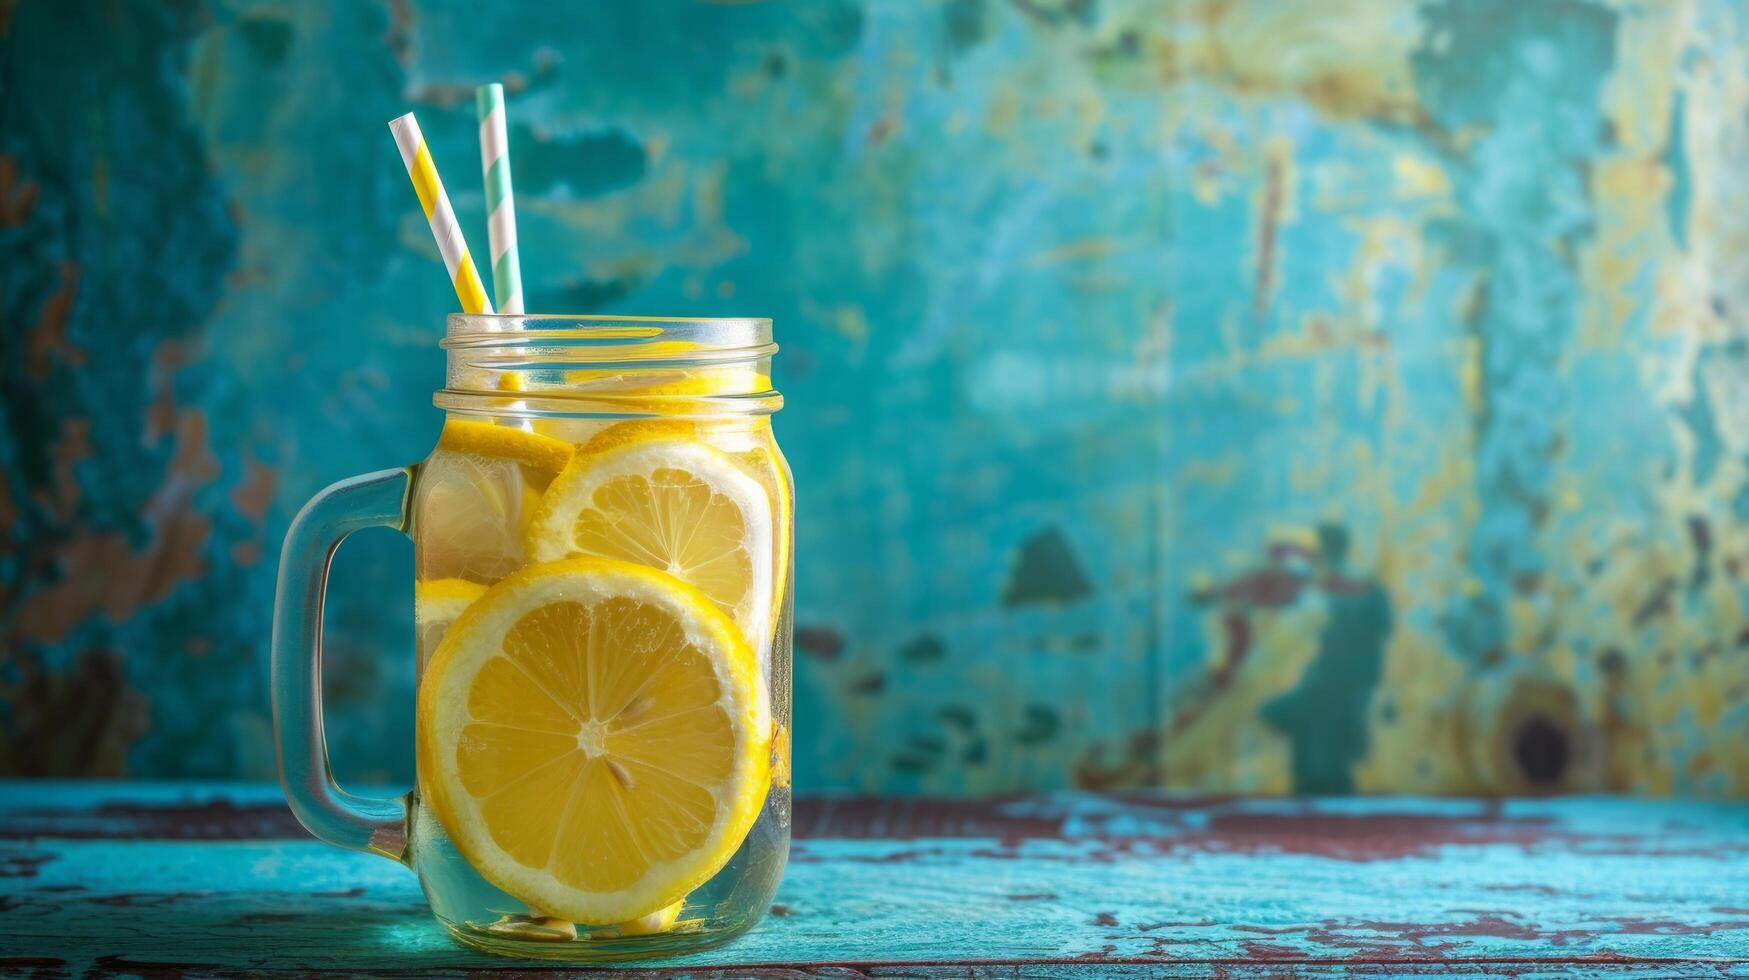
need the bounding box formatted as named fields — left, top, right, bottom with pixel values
left=4, top=0, right=1748, bottom=796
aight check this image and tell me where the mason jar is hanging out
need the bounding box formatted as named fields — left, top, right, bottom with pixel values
left=273, top=315, right=792, bottom=961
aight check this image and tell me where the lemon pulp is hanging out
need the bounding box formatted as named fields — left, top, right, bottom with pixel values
left=525, top=437, right=774, bottom=653
left=416, top=422, right=573, bottom=584
left=418, top=559, right=768, bottom=924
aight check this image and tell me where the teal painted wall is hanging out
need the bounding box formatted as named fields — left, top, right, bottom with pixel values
left=5, top=0, right=1749, bottom=796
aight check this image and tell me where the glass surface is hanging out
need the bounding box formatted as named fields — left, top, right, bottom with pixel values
left=409, top=413, right=793, bottom=960
left=272, top=314, right=792, bottom=962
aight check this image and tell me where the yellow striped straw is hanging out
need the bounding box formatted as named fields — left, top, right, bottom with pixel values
left=388, top=112, right=493, bottom=314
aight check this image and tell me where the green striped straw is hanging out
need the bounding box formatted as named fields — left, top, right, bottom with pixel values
left=475, top=83, right=523, bottom=314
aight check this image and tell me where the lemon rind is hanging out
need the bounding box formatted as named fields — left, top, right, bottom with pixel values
left=524, top=438, right=775, bottom=659
left=417, top=558, right=769, bottom=924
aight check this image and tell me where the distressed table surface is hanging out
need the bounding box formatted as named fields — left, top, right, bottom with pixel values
left=3, top=784, right=1749, bottom=977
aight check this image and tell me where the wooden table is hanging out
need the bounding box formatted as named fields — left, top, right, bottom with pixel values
left=3, top=783, right=1748, bottom=976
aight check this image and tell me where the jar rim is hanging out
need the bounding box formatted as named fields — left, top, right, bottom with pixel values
left=444, top=313, right=772, bottom=349
left=437, top=313, right=781, bottom=419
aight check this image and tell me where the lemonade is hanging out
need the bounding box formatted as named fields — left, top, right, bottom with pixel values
left=407, top=318, right=793, bottom=959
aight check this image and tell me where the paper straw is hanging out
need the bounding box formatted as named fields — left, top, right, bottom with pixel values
left=388, top=112, right=493, bottom=314
left=475, top=84, right=524, bottom=314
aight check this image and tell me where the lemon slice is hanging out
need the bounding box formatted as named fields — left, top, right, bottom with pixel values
left=560, top=365, right=766, bottom=396
left=525, top=437, right=774, bottom=653
left=529, top=368, right=768, bottom=444
left=770, top=723, right=791, bottom=790
left=415, top=578, right=488, bottom=665
left=598, top=898, right=684, bottom=938
left=741, top=425, right=792, bottom=628
left=552, top=420, right=790, bottom=642
left=418, top=558, right=768, bottom=923
left=438, top=419, right=574, bottom=473
left=575, top=418, right=696, bottom=458
left=415, top=422, right=573, bottom=584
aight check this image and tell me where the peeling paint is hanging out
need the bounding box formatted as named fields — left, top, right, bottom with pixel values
left=5, top=0, right=1749, bottom=794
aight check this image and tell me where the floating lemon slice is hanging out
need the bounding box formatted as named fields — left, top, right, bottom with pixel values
left=415, top=422, right=573, bottom=584
left=573, top=418, right=696, bottom=458
left=562, top=365, right=766, bottom=396
left=529, top=366, right=768, bottom=444
left=418, top=559, right=768, bottom=923
left=438, top=419, right=574, bottom=473
left=558, top=420, right=791, bottom=644
left=525, top=436, right=774, bottom=652
left=769, top=723, right=791, bottom=790
left=600, top=898, right=684, bottom=937
left=741, top=425, right=791, bottom=629
left=415, top=577, right=488, bottom=664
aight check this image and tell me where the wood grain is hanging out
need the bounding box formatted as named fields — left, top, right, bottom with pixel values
left=3, top=783, right=1748, bottom=974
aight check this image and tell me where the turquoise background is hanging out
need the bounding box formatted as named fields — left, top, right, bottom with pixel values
left=5, top=0, right=1749, bottom=796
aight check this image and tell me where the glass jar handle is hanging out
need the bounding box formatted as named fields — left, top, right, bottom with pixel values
left=271, top=467, right=413, bottom=861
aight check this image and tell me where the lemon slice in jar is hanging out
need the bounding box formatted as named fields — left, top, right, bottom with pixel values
left=529, top=364, right=767, bottom=444
left=740, top=425, right=791, bottom=628
left=415, top=422, right=574, bottom=584
left=548, top=420, right=790, bottom=644
left=598, top=898, right=685, bottom=937
left=524, top=436, right=774, bottom=651
left=439, top=418, right=574, bottom=472
left=415, top=577, right=488, bottom=661
left=417, top=558, right=769, bottom=923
